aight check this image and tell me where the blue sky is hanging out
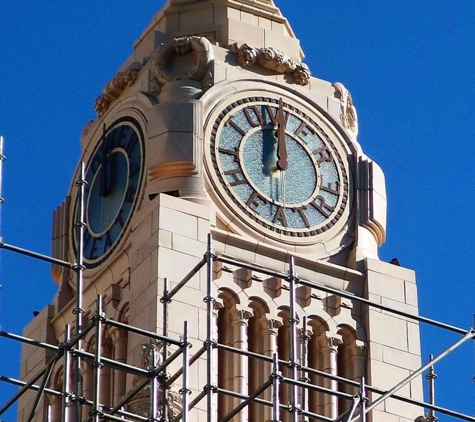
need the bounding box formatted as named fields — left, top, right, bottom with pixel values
left=0, top=2, right=474, bottom=421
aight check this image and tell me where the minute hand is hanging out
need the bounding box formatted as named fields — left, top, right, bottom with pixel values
left=276, top=98, right=288, bottom=170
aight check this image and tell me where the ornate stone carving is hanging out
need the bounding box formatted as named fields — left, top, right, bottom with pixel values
left=126, top=342, right=183, bottom=420
left=230, top=305, right=253, bottom=327
left=94, top=62, right=142, bottom=117
left=151, top=36, right=214, bottom=91
left=258, top=315, right=283, bottom=333
left=318, top=332, right=343, bottom=352
left=333, top=82, right=358, bottom=137
left=232, top=42, right=310, bottom=86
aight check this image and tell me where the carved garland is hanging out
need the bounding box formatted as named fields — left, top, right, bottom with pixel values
left=151, top=36, right=214, bottom=90
left=231, top=42, right=311, bottom=86
left=94, top=62, right=142, bottom=117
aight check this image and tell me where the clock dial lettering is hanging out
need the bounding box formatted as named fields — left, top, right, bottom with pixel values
left=218, top=147, right=240, bottom=163
left=124, top=185, right=137, bottom=203
left=320, top=182, right=340, bottom=196
left=312, top=145, right=334, bottom=165
left=310, top=195, right=335, bottom=218
left=225, top=116, right=246, bottom=136
left=103, top=232, right=113, bottom=254
left=129, top=162, right=140, bottom=178
left=115, top=209, right=126, bottom=228
left=224, top=168, right=247, bottom=186
left=294, top=121, right=315, bottom=140
left=122, top=130, right=138, bottom=156
left=246, top=190, right=268, bottom=208
left=209, top=95, right=349, bottom=239
left=90, top=154, right=101, bottom=174
left=273, top=206, right=288, bottom=227
left=294, top=205, right=311, bottom=229
left=243, top=106, right=265, bottom=127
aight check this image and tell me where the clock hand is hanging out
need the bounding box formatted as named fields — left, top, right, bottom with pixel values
left=99, top=123, right=110, bottom=197
left=276, top=98, right=288, bottom=171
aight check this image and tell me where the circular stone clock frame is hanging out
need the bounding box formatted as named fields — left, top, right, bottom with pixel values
left=203, top=82, right=354, bottom=246
left=71, top=115, right=146, bottom=270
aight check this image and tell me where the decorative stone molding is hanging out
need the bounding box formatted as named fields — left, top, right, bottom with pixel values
left=148, top=161, right=197, bottom=182
left=151, top=36, right=214, bottom=91
left=258, top=314, right=283, bottom=333
left=318, top=332, right=343, bottom=352
left=333, top=82, right=358, bottom=137
left=230, top=305, right=254, bottom=327
left=94, top=62, right=142, bottom=117
left=231, top=42, right=310, bottom=86
left=126, top=342, right=183, bottom=419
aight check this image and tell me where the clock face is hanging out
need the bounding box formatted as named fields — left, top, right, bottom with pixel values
left=206, top=95, right=350, bottom=241
left=74, top=116, right=145, bottom=268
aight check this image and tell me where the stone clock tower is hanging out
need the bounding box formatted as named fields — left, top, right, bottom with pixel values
left=18, top=1, right=423, bottom=421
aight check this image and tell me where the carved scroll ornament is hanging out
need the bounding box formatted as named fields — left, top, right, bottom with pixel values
left=333, top=82, right=358, bottom=137
left=232, top=43, right=311, bottom=86
left=94, top=62, right=142, bottom=117
left=151, top=36, right=214, bottom=90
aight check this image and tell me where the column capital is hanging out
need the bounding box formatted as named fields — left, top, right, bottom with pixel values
left=318, top=332, right=343, bottom=352
left=108, top=326, right=127, bottom=343
left=212, top=297, right=224, bottom=317
left=258, top=314, right=283, bottom=333
left=230, top=304, right=254, bottom=326
left=349, top=340, right=367, bottom=359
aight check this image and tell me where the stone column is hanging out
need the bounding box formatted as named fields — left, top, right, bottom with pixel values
left=318, top=333, right=342, bottom=419
left=350, top=340, right=367, bottom=383
left=47, top=393, right=62, bottom=422
left=258, top=314, right=283, bottom=422
left=110, top=328, right=128, bottom=405
left=298, top=324, right=312, bottom=422
left=81, top=360, right=94, bottom=402
left=230, top=305, right=253, bottom=422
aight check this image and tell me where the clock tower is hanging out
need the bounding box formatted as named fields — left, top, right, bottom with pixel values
left=18, top=1, right=424, bottom=421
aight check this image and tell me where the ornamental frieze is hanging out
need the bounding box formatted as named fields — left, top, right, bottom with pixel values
left=231, top=42, right=311, bottom=86
left=94, top=62, right=142, bottom=117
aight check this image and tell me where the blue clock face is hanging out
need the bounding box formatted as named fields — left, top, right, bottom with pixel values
left=77, top=116, right=145, bottom=268
left=209, top=96, right=349, bottom=238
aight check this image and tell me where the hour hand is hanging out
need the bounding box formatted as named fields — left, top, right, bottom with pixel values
left=276, top=98, right=288, bottom=170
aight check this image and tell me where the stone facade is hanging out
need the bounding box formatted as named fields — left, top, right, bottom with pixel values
left=18, top=1, right=423, bottom=421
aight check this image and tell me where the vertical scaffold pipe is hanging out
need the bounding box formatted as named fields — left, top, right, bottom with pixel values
left=288, top=257, right=299, bottom=422
left=205, top=234, right=216, bottom=422
left=91, top=295, right=104, bottom=422
left=73, top=162, right=87, bottom=422
left=62, top=325, right=72, bottom=422
left=359, top=377, right=367, bottom=422
left=161, top=278, right=170, bottom=422
left=426, top=354, right=437, bottom=422
left=150, top=345, right=159, bottom=422
left=182, top=321, right=190, bottom=422
left=272, top=353, right=281, bottom=422
left=299, top=316, right=310, bottom=420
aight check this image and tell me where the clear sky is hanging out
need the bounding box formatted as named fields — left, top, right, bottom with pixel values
left=0, top=2, right=474, bottom=421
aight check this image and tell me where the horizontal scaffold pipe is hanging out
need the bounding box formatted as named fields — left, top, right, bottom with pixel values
left=104, top=318, right=182, bottom=346
left=0, top=375, right=61, bottom=397
left=0, top=241, right=73, bottom=268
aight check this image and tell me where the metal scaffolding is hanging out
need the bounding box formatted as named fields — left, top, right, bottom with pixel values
left=0, top=161, right=474, bottom=422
